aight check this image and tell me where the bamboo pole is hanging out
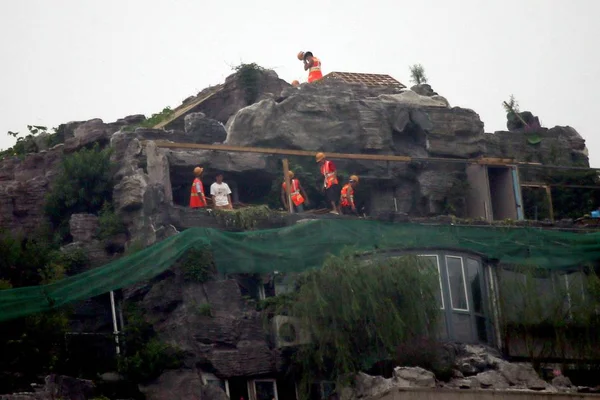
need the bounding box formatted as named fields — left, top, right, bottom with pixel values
left=545, top=185, right=555, bottom=222
left=282, top=159, right=293, bottom=214
left=503, top=101, right=529, bottom=128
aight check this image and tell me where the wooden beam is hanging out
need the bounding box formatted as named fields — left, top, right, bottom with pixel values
left=282, top=159, right=293, bottom=214
left=148, top=140, right=520, bottom=166
left=545, top=185, right=555, bottom=222
left=153, top=88, right=222, bottom=129
left=522, top=182, right=600, bottom=190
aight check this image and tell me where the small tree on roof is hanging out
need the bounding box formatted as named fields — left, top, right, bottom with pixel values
left=503, top=94, right=520, bottom=114
left=409, top=64, right=428, bottom=85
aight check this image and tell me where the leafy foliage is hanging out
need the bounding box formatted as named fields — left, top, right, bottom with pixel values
left=196, top=303, right=213, bottom=317
left=502, top=94, right=520, bottom=114
left=118, top=307, right=183, bottom=383
left=265, top=252, right=440, bottom=398
left=97, top=202, right=127, bottom=240
left=181, top=247, right=217, bottom=283
left=0, top=230, right=72, bottom=392
left=409, top=64, right=428, bottom=85
left=498, top=264, right=600, bottom=370
left=233, top=63, right=266, bottom=105
left=123, top=107, right=174, bottom=132
left=214, top=205, right=273, bottom=230
left=44, top=143, right=115, bottom=242
left=0, top=125, right=69, bottom=160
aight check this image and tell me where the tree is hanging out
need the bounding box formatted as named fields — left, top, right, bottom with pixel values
left=409, top=64, right=428, bottom=85
left=265, top=251, right=440, bottom=398
left=502, top=94, right=520, bottom=114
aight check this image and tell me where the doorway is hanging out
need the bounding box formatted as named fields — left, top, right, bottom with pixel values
left=465, top=165, right=524, bottom=221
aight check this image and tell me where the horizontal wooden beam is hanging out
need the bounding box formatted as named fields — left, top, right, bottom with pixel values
left=146, top=141, right=600, bottom=173
left=522, top=182, right=600, bottom=190
left=153, top=88, right=222, bottom=129
left=148, top=141, right=516, bottom=166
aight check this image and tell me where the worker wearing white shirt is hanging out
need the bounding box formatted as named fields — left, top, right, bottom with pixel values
left=210, top=172, right=233, bottom=210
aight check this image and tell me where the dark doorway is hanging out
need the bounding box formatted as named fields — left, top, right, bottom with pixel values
left=229, top=377, right=249, bottom=400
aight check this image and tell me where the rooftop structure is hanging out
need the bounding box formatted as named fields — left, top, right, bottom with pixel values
left=322, top=71, right=407, bottom=89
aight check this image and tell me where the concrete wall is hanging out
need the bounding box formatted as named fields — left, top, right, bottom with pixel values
left=373, top=389, right=600, bottom=400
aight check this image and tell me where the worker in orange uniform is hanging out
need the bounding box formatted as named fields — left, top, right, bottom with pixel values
left=189, top=166, right=207, bottom=208
left=298, top=51, right=323, bottom=83
left=316, top=152, right=340, bottom=214
left=340, top=175, right=359, bottom=215
left=280, top=170, right=309, bottom=213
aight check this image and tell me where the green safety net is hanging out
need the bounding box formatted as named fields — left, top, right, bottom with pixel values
left=2, top=219, right=600, bottom=322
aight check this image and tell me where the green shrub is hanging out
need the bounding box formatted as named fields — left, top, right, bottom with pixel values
left=48, top=247, right=90, bottom=274
left=233, top=63, right=265, bottom=104
left=123, top=107, right=173, bottom=131
left=97, top=203, right=126, bottom=240
left=266, top=251, right=440, bottom=398
left=181, top=247, right=216, bottom=283
left=0, top=229, right=72, bottom=391
left=117, top=338, right=182, bottom=383
left=44, top=143, right=114, bottom=242
left=196, top=303, right=212, bottom=317
left=214, top=205, right=272, bottom=230
left=118, top=307, right=183, bottom=383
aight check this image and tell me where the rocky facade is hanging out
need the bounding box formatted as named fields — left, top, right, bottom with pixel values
left=339, top=345, right=593, bottom=400
left=0, top=68, right=591, bottom=240
left=123, top=267, right=278, bottom=379
left=0, top=67, right=596, bottom=399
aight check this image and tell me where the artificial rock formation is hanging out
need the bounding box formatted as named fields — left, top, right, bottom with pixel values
left=124, top=267, right=277, bottom=379
left=0, top=67, right=596, bottom=398
left=340, top=345, right=586, bottom=400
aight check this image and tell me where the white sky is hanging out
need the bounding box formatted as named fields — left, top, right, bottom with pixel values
left=1, top=0, right=599, bottom=165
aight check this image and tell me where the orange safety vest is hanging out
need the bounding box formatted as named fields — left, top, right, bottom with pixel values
left=282, top=179, right=305, bottom=206
left=340, top=183, right=354, bottom=207
left=190, top=178, right=207, bottom=208
left=320, top=160, right=338, bottom=189
left=308, top=57, right=323, bottom=83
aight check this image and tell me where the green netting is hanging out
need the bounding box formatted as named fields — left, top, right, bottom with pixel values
left=2, top=219, right=600, bottom=322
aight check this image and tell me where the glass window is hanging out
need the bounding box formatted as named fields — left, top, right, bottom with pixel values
left=418, top=255, right=444, bottom=309
left=466, top=258, right=483, bottom=314
left=208, top=379, right=226, bottom=392
left=254, top=380, right=278, bottom=400
left=446, top=256, right=469, bottom=311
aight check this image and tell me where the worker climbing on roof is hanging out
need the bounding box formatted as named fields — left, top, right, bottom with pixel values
left=316, top=152, right=340, bottom=214
left=281, top=170, right=309, bottom=213
left=190, top=166, right=207, bottom=208
left=340, top=175, right=359, bottom=216
left=298, top=51, right=323, bottom=83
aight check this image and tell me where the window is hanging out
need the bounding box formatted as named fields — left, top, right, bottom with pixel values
left=202, top=372, right=230, bottom=398
left=446, top=256, right=469, bottom=311
left=417, top=255, right=444, bottom=309
left=251, top=379, right=278, bottom=400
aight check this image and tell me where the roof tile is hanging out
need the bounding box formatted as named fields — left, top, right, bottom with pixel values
left=323, top=72, right=406, bottom=88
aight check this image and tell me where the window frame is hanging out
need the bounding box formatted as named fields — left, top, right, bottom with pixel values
left=202, top=372, right=230, bottom=398
left=445, top=255, right=470, bottom=312
left=250, top=378, right=279, bottom=400
left=417, top=254, right=445, bottom=310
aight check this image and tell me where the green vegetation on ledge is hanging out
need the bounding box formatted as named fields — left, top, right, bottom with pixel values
left=233, top=63, right=266, bottom=105
left=44, top=143, right=115, bottom=243
left=123, top=106, right=173, bottom=131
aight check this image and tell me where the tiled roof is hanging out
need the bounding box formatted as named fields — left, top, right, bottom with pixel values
left=322, top=72, right=406, bottom=89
